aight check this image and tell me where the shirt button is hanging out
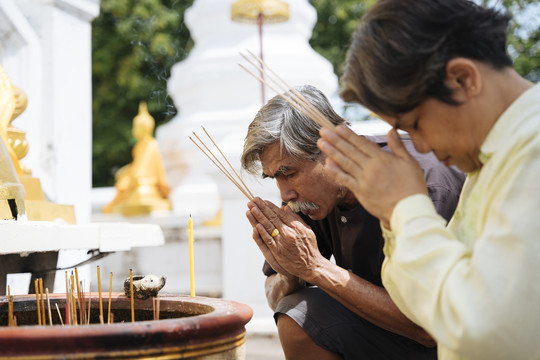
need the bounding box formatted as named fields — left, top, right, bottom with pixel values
left=340, top=216, right=347, bottom=223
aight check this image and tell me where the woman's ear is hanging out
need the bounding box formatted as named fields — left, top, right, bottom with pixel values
left=444, top=58, right=481, bottom=101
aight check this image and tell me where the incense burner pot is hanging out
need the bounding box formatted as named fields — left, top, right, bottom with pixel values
left=0, top=293, right=252, bottom=359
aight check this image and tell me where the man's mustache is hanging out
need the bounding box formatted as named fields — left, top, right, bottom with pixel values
left=286, top=200, right=319, bottom=213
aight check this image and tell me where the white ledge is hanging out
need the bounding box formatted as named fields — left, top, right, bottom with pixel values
left=0, top=220, right=164, bottom=254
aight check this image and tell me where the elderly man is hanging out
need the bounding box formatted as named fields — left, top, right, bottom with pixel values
left=243, top=85, right=465, bottom=359
left=317, top=0, right=540, bottom=359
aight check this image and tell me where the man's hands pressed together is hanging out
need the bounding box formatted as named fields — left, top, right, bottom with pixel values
left=246, top=198, right=328, bottom=283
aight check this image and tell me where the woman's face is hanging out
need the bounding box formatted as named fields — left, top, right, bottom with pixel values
left=381, top=97, right=484, bottom=173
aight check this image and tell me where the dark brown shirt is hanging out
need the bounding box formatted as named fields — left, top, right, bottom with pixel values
left=264, top=136, right=466, bottom=286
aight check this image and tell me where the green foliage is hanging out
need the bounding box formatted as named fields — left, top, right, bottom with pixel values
left=499, top=0, right=540, bottom=82
left=308, top=0, right=370, bottom=77
left=308, top=0, right=539, bottom=81
left=92, top=0, right=194, bottom=187
left=511, top=27, right=540, bottom=81
left=92, top=0, right=538, bottom=186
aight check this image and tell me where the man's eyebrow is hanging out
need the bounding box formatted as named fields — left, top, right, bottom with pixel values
left=261, top=165, right=292, bottom=179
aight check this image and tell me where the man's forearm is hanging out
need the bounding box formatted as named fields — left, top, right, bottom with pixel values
left=265, top=273, right=306, bottom=311
left=307, top=259, right=436, bottom=347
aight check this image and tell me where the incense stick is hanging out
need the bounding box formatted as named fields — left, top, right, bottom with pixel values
left=64, top=271, right=70, bottom=325
left=239, top=50, right=335, bottom=130
left=87, top=281, right=92, bottom=325
left=8, top=296, right=13, bottom=327
left=80, top=280, right=87, bottom=325
left=74, top=269, right=84, bottom=324
left=189, top=129, right=254, bottom=201
left=55, top=303, right=64, bottom=326
left=189, top=136, right=252, bottom=200
left=46, top=288, right=53, bottom=326
left=7, top=285, right=13, bottom=327
left=97, top=266, right=103, bottom=324
left=39, top=279, right=45, bottom=326
left=35, top=279, right=41, bottom=326
left=129, top=269, right=135, bottom=323
left=108, top=272, right=113, bottom=325
left=70, top=273, right=78, bottom=325
left=202, top=126, right=255, bottom=199
left=241, top=50, right=335, bottom=129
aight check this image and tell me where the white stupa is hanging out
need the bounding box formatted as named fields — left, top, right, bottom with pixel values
left=158, top=0, right=339, bottom=331
left=158, top=0, right=338, bottom=210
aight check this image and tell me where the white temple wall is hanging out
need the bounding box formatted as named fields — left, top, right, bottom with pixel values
left=0, top=0, right=99, bottom=294
left=0, top=0, right=99, bottom=224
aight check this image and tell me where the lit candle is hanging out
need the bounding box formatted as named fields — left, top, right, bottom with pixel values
left=188, top=215, right=196, bottom=297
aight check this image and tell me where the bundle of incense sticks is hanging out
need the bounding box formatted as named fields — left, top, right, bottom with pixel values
left=10, top=266, right=165, bottom=327
left=189, top=126, right=254, bottom=201
left=34, top=278, right=46, bottom=326
left=239, top=50, right=336, bottom=130
left=29, top=278, right=51, bottom=326
left=191, top=51, right=337, bottom=199
left=59, top=269, right=93, bottom=326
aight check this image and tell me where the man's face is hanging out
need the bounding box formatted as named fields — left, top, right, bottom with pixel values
left=259, top=142, right=344, bottom=220
left=381, top=97, right=483, bottom=173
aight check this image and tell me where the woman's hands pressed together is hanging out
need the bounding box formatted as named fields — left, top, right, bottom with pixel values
left=318, top=125, right=427, bottom=228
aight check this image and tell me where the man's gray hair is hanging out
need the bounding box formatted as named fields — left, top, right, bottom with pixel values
left=242, top=85, right=347, bottom=175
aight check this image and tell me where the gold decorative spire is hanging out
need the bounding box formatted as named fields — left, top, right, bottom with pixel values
left=231, top=0, right=289, bottom=24
left=231, top=0, right=290, bottom=104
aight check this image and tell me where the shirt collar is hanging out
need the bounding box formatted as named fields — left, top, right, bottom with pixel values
left=479, top=83, right=540, bottom=164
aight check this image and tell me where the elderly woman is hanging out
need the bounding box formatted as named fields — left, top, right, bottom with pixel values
left=317, top=0, right=540, bottom=359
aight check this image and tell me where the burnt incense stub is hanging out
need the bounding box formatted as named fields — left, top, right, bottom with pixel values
left=124, top=274, right=166, bottom=300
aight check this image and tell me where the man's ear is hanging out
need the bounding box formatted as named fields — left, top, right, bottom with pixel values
left=444, top=58, right=481, bottom=101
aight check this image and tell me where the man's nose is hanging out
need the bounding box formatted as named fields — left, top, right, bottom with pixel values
left=276, top=179, right=297, bottom=203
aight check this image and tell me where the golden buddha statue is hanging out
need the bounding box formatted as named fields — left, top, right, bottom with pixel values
left=0, top=64, right=74, bottom=295
left=103, top=101, right=171, bottom=215
left=0, top=64, right=26, bottom=219
left=6, top=85, right=48, bottom=203
left=7, top=86, right=31, bottom=176
left=0, top=71, right=75, bottom=223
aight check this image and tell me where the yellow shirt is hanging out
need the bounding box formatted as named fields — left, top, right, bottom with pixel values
left=381, top=83, right=540, bottom=360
